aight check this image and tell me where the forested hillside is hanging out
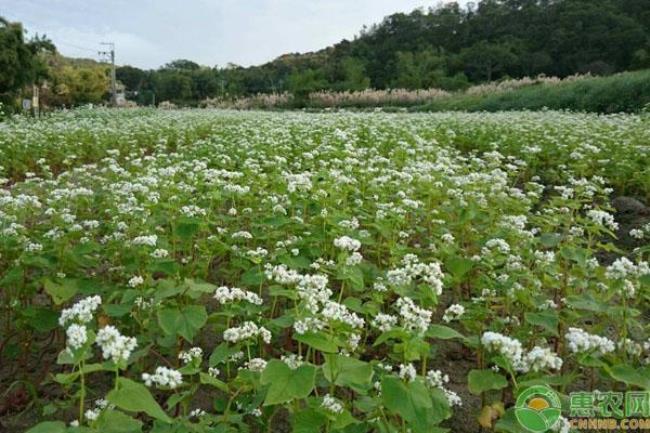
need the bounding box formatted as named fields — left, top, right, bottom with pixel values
left=117, top=0, right=650, bottom=104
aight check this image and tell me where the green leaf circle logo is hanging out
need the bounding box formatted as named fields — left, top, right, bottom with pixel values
left=515, top=385, right=562, bottom=433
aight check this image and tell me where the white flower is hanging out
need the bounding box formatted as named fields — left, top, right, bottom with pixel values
left=333, top=236, right=361, bottom=252
left=179, top=347, right=203, bottom=364
left=523, top=346, right=563, bottom=372
left=142, top=366, right=183, bottom=389
left=396, top=297, right=431, bottom=335
left=481, top=332, right=524, bottom=369
left=285, top=172, right=312, bottom=193
left=189, top=408, right=206, bottom=418
left=321, top=394, right=343, bottom=414
left=586, top=209, right=619, bottom=231
left=96, top=325, right=137, bottom=364
left=565, top=327, right=615, bottom=355
left=131, top=234, right=158, bottom=247
left=59, top=295, right=102, bottom=326
left=244, top=358, right=268, bottom=372
left=128, top=275, right=144, bottom=287
left=345, top=251, right=363, bottom=266
left=321, top=301, right=365, bottom=329
left=399, top=363, right=417, bottom=382
left=150, top=248, right=169, bottom=258
left=281, top=354, right=304, bottom=369
left=66, top=324, right=88, bottom=352
left=372, top=313, right=398, bottom=332
left=213, top=286, right=263, bottom=305
left=223, top=321, right=272, bottom=344
left=442, top=304, right=465, bottom=323
left=85, top=408, right=101, bottom=421
left=629, top=228, right=644, bottom=239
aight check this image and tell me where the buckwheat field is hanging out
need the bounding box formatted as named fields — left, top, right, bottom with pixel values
left=2, top=108, right=650, bottom=433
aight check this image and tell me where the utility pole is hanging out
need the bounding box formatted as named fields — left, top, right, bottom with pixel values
left=99, top=42, right=117, bottom=106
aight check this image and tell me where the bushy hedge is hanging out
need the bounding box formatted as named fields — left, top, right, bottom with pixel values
left=412, top=69, right=650, bottom=113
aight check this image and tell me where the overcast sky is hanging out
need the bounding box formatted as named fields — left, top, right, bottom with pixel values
left=1, top=0, right=468, bottom=69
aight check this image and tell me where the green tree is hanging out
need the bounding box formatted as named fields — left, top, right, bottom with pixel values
left=287, top=68, right=328, bottom=105
left=460, top=41, right=518, bottom=81
left=338, top=57, right=370, bottom=91
left=116, top=65, right=146, bottom=92
left=0, top=17, right=53, bottom=109
left=392, top=50, right=446, bottom=89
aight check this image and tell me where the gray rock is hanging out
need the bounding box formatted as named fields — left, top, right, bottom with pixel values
left=612, top=196, right=649, bottom=214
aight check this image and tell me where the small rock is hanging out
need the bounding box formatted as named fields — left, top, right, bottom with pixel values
left=612, top=196, right=648, bottom=214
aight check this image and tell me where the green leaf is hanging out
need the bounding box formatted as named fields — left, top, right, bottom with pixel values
left=292, top=408, right=327, bottom=433
left=26, top=421, right=67, bottom=433
left=183, top=278, right=216, bottom=297
left=176, top=220, right=200, bottom=239
left=260, top=359, right=316, bottom=405
left=539, top=233, right=561, bottom=248
left=22, top=307, right=59, bottom=332
left=157, top=305, right=207, bottom=342
left=107, top=377, right=172, bottom=423
left=199, top=372, right=229, bottom=392
left=445, top=256, right=473, bottom=279
left=606, top=364, right=650, bottom=389
left=209, top=342, right=239, bottom=367
left=323, top=354, right=373, bottom=388
left=241, top=267, right=264, bottom=286
left=43, top=278, right=77, bottom=305
left=294, top=331, right=339, bottom=353
left=426, top=324, right=465, bottom=340
left=524, top=311, right=558, bottom=336
left=337, top=266, right=364, bottom=291
left=55, top=363, right=105, bottom=385
left=98, top=410, right=143, bottom=433
left=381, top=376, right=446, bottom=433
left=467, top=369, right=508, bottom=395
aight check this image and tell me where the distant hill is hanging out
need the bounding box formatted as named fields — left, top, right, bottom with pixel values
left=106, top=0, right=649, bottom=104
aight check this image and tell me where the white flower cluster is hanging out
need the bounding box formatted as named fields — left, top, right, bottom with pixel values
left=586, top=209, right=619, bottom=231
left=285, top=172, right=312, bottom=193
left=66, top=323, right=88, bottom=352
left=59, top=295, right=102, bottom=326
left=223, top=321, right=272, bottom=344
left=244, top=357, right=267, bottom=372
left=386, top=254, right=444, bottom=295
left=345, top=251, right=363, bottom=266
left=281, top=354, right=304, bottom=369
left=128, top=275, right=144, bottom=287
left=213, top=286, right=263, bottom=305
left=321, top=394, right=343, bottom=414
left=399, top=363, right=417, bottom=382
left=442, top=304, right=465, bottom=323
left=265, top=264, right=333, bottom=313
left=482, top=238, right=510, bottom=255
left=179, top=347, right=203, bottom=364
left=333, top=236, right=361, bottom=252
left=372, top=313, right=398, bottom=332
left=142, top=366, right=183, bottom=389
left=321, top=301, right=365, bottom=329
left=481, top=331, right=524, bottom=369
left=426, top=370, right=462, bottom=407
left=293, top=317, right=325, bottom=334
left=396, top=297, right=432, bottom=335
left=131, top=234, right=158, bottom=247
left=96, top=325, right=138, bottom=364
left=565, top=327, right=615, bottom=355
left=523, top=346, right=563, bottom=372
